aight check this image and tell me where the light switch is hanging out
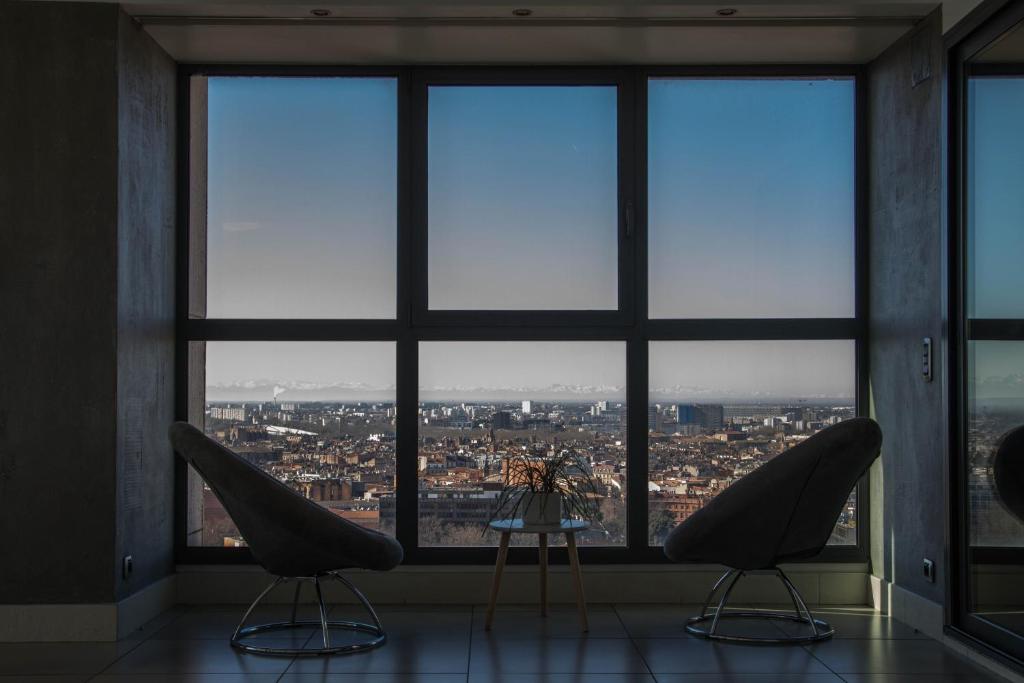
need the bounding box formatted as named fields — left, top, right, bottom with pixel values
left=922, top=337, right=933, bottom=382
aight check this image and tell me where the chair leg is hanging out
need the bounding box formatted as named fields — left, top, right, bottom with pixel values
left=232, top=575, right=285, bottom=645
left=314, top=576, right=331, bottom=649
left=330, top=571, right=385, bottom=636
left=708, top=570, right=744, bottom=636
left=777, top=567, right=820, bottom=637
left=685, top=567, right=834, bottom=644
left=290, top=579, right=302, bottom=625
left=698, top=569, right=738, bottom=620
left=230, top=573, right=387, bottom=657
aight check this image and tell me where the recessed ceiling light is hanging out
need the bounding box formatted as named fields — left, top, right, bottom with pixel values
left=310, top=8, right=332, bottom=17
left=715, top=8, right=738, bottom=16
left=512, top=8, right=533, bottom=17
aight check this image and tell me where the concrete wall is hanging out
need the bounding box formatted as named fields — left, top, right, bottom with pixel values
left=114, top=11, right=178, bottom=601
left=0, top=1, right=175, bottom=607
left=867, top=9, right=946, bottom=606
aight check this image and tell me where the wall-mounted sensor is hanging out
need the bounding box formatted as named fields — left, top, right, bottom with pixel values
left=922, top=337, right=933, bottom=382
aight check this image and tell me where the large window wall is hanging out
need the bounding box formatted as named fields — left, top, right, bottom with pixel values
left=949, top=0, right=1024, bottom=660
left=179, top=67, right=865, bottom=564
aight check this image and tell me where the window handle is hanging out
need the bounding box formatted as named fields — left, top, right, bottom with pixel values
left=624, top=200, right=634, bottom=239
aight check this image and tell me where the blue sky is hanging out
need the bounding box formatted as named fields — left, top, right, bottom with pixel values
left=648, top=78, right=855, bottom=318
left=428, top=86, right=619, bottom=310
left=968, top=77, right=1024, bottom=320
left=205, top=77, right=857, bottom=400
left=207, top=77, right=397, bottom=319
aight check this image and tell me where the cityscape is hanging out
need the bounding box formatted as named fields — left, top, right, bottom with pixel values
left=968, top=403, right=1024, bottom=548
left=198, top=396, right=858, bottom=548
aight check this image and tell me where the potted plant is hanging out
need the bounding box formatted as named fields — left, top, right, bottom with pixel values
left=490, top=450, right=603, bottom=527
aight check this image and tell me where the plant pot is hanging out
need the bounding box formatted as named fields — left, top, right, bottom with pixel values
left=522, top=492, right=562, bottom=526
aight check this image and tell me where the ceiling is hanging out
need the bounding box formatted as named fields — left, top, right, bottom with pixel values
left=114, top=1, right=941, bottom=63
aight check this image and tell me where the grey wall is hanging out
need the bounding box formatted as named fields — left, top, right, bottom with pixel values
left=114, top=11, right=177, bottom=601
left=867, top=9, right=946, bottom=605
left=0, top=1, right=176, bottom=605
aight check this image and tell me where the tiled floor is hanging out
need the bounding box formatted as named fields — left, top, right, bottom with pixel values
left=0, top=604, right=1010, bottom=682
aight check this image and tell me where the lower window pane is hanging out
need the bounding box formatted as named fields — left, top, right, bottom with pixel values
left=967, top=340, right=1024, bottom=548
left=187, top=341, right=395, bottom=547
left=419, top=341, right=627, bottom=547
left=648, top=340, right=857, bottom=547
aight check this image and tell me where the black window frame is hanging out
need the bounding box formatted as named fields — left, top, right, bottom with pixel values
left=946, top=0, right=1024, bottom=666
left=175, top=64, right=869, bottom=567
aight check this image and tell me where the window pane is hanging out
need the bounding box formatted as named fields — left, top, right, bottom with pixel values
left=189, top=341, right=395, bottom=547
left=428, top=86, right=619, bottom=310
left=967, top=77, right=1024, bottom=318
left=205, top=77, right=397, bottom=318
left=967, top=341, right=1024, bottom=548
left=648, top=340, right=857, bottom=546
left=648, top=78, right=855, bottom=319
left=419, top=342, right=626, bottom=546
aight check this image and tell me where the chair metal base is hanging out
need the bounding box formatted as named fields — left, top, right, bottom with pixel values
left=686, top=567, right=835, bottom=644
left=231, top=571, right=386, bottom=656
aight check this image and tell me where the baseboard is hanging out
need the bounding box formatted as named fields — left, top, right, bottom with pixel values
left=871, top=576, right=1024, bottom=683
left=0, top=574, right=177, bottom=642
left=0, top=603, right=118, bottom=642
left=175, top=563, right=870, bottom=607
left=116, top=574, right=177, bottom=639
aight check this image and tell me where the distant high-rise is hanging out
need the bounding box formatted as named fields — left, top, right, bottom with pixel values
left=492, top=410, right=512, bottom=429
left=676, top=403, right=724, bottom=431
left=522, top=400, right=533, bottom=415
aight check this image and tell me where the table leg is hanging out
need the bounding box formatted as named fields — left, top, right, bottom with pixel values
left=566, top=531, right=589, bottom=633
left=539, top=533, right=548, bottom=617
left=485, top=531, right=511, bottom=631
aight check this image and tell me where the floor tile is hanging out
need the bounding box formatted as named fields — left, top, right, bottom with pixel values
left=774, top=610, right=929, bottom=640
left=836, top=674, right=1008, bottom=682
left=469, top=638, right=648, bottom=674
left=119, top=606, right=191, bottom=643
left=285, top=635, right=470, bottom=675
left=650, top=676, right=845, bottom=682
left=99, top=639, right=294, bottom=675
left=344, top=606, right=472, bottom=639
left=614, top=605, right=788, bottom=641
left=91, top=676, right=281, bottom=682
left=281, top=675, right=468, bottom=683
left=468, top=675, right=656, bottom=683
left=634, top=639, right=832, bottom=675
left=151, top=609, right=317, bottom=644
left=476, top=604, right=626, bottom=639
left=804, top=639, right=991, bottom=676
left=0, top=643, right=126, bottom=676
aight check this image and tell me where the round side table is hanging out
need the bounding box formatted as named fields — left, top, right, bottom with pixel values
left=484, top=519, right=590, bottom=633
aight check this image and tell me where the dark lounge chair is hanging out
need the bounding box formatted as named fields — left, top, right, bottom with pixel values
left=994, top=425, right=1024, bottom=524
left=168, top=421, right=404, bottom=656
left=663, top=417, right=882, bottom=643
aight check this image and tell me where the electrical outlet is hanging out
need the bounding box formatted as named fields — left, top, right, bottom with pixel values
left=923, top=558, right=935, bottom=583
left=122, top=555, right=133, bottom=580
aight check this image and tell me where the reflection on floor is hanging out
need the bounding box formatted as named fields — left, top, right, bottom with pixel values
left=0, top=604, right=1011, bottom=681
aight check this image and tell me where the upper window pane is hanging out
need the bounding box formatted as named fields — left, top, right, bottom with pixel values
left=428, top=86, right=619, bottom=310
left=205, top=77, right=397, bottom=318
left=967, top=76, right=1024, bottom=319
left=648, top=78, right=855, bottom=319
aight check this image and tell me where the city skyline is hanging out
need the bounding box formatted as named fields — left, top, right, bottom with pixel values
left=203, top=340, right=855, bottom=402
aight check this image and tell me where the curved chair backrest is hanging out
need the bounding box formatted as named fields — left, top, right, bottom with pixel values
left=993, top=425, right=1024, bottom=524
left=169, top=422, right=402, bottom=577
left=664, top=417, right=882, bottom=570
